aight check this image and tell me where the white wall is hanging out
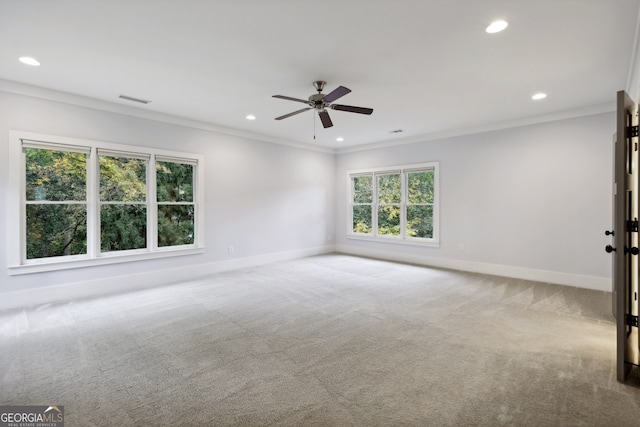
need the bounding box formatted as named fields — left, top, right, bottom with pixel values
left=0, top=91, right=336, bottom=309
left=0, top=87, right=618, bottom=310
left=336, top=112, right=614, bottom=291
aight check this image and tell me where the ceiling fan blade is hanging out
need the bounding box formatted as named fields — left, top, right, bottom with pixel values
left=273, top=95, right=310, bottom=104
left=331, top=104, right=374, bottom=115
left=275, top=108, right=312, bottom=120
left=323, top=86, right=351, bottom=103
left=318, top=110, right=333, bottom=128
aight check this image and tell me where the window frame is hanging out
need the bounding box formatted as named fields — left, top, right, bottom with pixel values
left=347, top=162, right=439, bottom=247
left=375, top=170, right=402, bottom=238
left=22, top=141, right=91, bottom=261
left=155, top=156, right=198, bottom=250
left=350, top=173, right=374, bottom=235
left=8, top=131, right=205, bottom=275
left=98, top=149, right=150, bottom=255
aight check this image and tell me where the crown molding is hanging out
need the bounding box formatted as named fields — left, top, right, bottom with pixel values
left=335, top=102, right=615, bottom=154
left=1, top=79, right=616, bottom=156
left=0, top=79, right=335, bottom=154
left=625, top=2, right=640, bottom=99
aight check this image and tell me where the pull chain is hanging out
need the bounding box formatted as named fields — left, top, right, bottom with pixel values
left=313, top=111, right=316, bottom=140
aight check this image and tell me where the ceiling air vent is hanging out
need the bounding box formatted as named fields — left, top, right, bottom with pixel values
left=118, top=94, right=151, bottom=104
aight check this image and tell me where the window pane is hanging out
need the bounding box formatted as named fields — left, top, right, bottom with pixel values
left=407, top=170, right=434, bottom=204
left=378, top=174, right=401, bottom=203
left=378, top=205, right=401, bottom=236
left=26, top=204, right=87, bottom=259
left=352, top=205, right=372, bottom=233
left=407, top=205, right=433, bottom=238
left=25, top=147, right=86, bottom=201
left=100, top=155, right=146, bottom=202
left=352, top=175, right=373, bottom=203
left=157, top=161, right=194, bottom=202
left=158, top=205, right=195, bottom=246
left=100, top=205, right=147, bottom=252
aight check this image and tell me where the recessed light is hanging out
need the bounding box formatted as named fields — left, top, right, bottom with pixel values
left=486, top=20, right=508, bottom=34
left=336, top=137, right=344, bottom=142
left=246, top=114, right=256, bottom=120
left=19, top=56, right=40, bottom=66
left=532, top=93, right=547, bottom=100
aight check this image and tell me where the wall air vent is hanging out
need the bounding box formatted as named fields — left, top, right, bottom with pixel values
left=118, top=94, right=151, bottom=104
left=390, top=129, right=404, bottom=134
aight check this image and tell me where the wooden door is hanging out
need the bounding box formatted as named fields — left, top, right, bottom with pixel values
left=612, top=90, right=639, bottom=382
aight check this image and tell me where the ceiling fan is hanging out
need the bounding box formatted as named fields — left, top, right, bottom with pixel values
left=273, top=81, right=373, bottom=128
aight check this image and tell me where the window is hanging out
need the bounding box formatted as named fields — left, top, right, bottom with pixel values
left=99, top=151, right=148, bottom=252
left=377, top=172, right=401, bottom=236
left=24, top=144, right=89, bottom=259
left=351, top=174, right=373, bottom=233
left=156, top=159, right=196, bottom=247
left=348, top=162, right=439, bottom=246
left=8, top=131, right=204, bottom=274
left=406, top=169, right=435, bottom=239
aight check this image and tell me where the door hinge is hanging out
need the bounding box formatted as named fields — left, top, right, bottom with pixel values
left=627, top=314, right=639, bottom=327
left=628, top=125, right=639, bottom=138
left=627, top=219, right=638, bottom=232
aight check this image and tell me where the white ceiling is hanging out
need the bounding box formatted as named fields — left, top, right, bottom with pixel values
left=1, top=0, right=639, bottom=149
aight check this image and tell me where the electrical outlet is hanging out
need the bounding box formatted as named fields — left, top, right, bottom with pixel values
left=228, top=245, right=234, bottom=255
left=458, top=243, right=465, bottom=252
left=327, top=234, right=332, bottom=241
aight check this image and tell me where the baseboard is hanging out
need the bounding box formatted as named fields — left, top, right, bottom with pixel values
left=1, top=243, right=609, bottom=312
left=336, top=244, right=612, bottom=292
left=0, top=245, right=335, bottom=312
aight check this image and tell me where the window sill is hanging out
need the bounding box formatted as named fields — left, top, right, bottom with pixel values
left=346, top=234, right=440, bottom=248
left=7, top=246, right=204, bottom=276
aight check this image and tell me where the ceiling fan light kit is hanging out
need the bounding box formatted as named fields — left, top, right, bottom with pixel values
left=273, top=81, right=373, bottom=130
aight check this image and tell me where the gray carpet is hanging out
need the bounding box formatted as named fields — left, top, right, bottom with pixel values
left=1, top=254, right=639, bottom=426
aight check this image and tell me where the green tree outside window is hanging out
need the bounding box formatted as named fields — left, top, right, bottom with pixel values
left=99, top=155, right=147, bottom=252
left=157, top=161, right=195, bottom=247
left=352, top=175, right=373, bottom=233
left=25, top=147, right=87, bottom=259
left=349, top=166, right=436, bottom=241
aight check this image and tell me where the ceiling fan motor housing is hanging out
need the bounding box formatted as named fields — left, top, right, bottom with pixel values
left=308, top=93, right=326, bottom=110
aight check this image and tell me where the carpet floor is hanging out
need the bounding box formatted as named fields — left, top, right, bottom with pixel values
left=0, top=254, right=639, bottom=426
